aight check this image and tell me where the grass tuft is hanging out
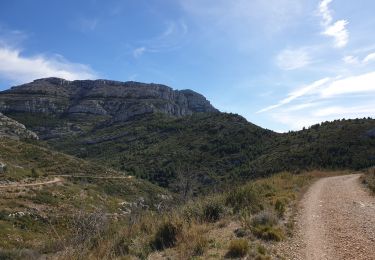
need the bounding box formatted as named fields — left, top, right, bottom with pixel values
left=226, top=239, right=249, bottom=258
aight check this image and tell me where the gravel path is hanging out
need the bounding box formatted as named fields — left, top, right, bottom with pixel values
left=0, top=175, right=133, bottom=189
left=279, top=174, right=375, bottom=260
left=0, top=177, right=63, bottom=189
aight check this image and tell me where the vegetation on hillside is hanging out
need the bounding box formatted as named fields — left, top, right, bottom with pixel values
left=362, top=168, right=375, bottom=194
left=14, top=112, right=373, bottom=193
left=2, top=170, right=335, bottom=259
left=0, top=138, right=174, bottom=257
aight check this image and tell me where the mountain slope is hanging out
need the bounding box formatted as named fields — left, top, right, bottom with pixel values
left=0, top=77, right=217, bottom=126
left=0, top=137, right=173, bottom=251
left=0, top=112, right=38, bottom=140
left=1, top=78, right=374, bottom=193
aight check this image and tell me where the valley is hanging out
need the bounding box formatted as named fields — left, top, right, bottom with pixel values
left=0, top=78, right=374, bottom=259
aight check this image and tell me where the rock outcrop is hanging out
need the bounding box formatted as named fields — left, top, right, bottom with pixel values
left=0, top=78, right=218, bottom=122
left=0, top=112, right=39, bottom=140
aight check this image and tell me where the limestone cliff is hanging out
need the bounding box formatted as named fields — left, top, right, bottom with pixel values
left=0, top=112, right=38, bottom=140
left=0, top=78, right=218, bottom=122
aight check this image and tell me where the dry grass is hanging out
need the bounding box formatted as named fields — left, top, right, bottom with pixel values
left=0, top=170, right=348, bottom=259
left=362, top=168, right=375, bottom=194
left=226, top=239, right=249, bottom=258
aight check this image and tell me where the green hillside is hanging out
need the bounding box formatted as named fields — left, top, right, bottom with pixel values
left=6, top=111, right=374, bottom=194
left=0, top=138, right=173, bottom=253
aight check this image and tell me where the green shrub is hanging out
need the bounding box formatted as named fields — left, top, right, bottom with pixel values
left=225, top=185, right=263, bottom=213
left=202, top=199, right=225, bottom=222
left=30, top=168, right=39, bottom=178
left=252, top=225, right=284, bottom=241
left=251, top=211, right=277, bottom=227
left=256, top=244, right=267, bottom=255
left=274, top=199, right=286, bottom=218
left=363, top=169, right=375, bottom=194
left=182, top=198, right=225, bottom=223
left=32, top=190, right=57, bottom=205
left=152, top=219, right=182, bottom=250
left=250, top=211, right=284, bottom=241
left=226, top=239, right=249, bottom=258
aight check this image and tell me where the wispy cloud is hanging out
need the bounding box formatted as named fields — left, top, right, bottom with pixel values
left=343, top=55, right=359, bottom=65
left=132, top=20, right=188, bottom=58
left=276, top=48, right=313, bottom=70
left=318, top=0, right=333, bottom=26
left=318, top=0, right=349, bottom=48
left=320, top=71, right=375, bottom=97
left=0, top=44, right=98, bottom=84
left=133, top=47, right=146, bottom=58
left=179, top=0, right=303, bottom=34
left=323, top=20, right=349, bottom=48
left=257, top=78, right=330, bottom=113
left=363, top=52, right=375, bottom=63
left=258, top=71, right=375, bottom=129
left=72, top=17, right=99, bottom=33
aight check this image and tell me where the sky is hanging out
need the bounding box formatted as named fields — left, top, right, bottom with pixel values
left=0, top=0, right=375, bottom=132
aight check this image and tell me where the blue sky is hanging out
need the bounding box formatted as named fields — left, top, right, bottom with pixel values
left=0, top=0, right=375, bottom=132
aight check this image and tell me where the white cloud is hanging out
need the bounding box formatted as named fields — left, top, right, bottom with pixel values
left=320, top=71, right=375, bottom=97
left=132, top=20, right=188, bottom=57
left=318, top=0, right=333, bottom=26
left=312, top=104, right=375, bottom=117
left=343, top=55, right=359, bottom=65
left=323, top=20, right=349, bottom=48
left=257, top=78, right=331, bottom=113
left=318, top=0, right=349, bottom=48
left=363, top=52, right=375, bottom=63
left=133, top=47, right=146, bottom=58
left=0, top=45, right=97, bottom=84
left=259, top=71, right=375, bottom=130
left=276, top=48, right=313, bottom=70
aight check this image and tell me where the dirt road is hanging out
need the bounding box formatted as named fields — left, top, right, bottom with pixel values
left=0, top=177, right=63, bottom=189
left=0, top=175, right=133, bottom=189
left=282, top=174, right=375, bottom=260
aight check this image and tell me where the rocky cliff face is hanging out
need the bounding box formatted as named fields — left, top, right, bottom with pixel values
left=0, top=112, right=38, bottom=140
left=0, top=78, right=218, bottom=122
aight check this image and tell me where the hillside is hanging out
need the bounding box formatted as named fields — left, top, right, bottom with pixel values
left=0, top=137, right=173, bottom=255
left=0, top=77, right=217, bottom=129
left=0, top=113, right=38, bottom=140
left=0, top=78, right=374, bottom=259
left=1, top=78, right=375, bottom=193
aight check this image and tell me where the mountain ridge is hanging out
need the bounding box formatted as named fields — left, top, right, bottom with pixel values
left=0, top=78, right=374, bottom=192
left=0, top=78, right=218, bottom=124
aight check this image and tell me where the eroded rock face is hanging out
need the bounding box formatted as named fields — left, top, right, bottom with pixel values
left=0, top=113, right=39, bottom=140
left=0, top=78, right=218, bottom=121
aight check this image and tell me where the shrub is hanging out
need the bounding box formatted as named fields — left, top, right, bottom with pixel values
left=70, top=211, right=109, bottom=246
left=226, top=239, right=249, bottom=258
left=152, top=219, right=182, bottom=250
left=179, top=225, right=209, bottom=257
left=32, top=190, right=57, bottom=205
left=252, top=225, right=284, bottom=241
left=226, top=184, right=263, bottom=213
left=250, top=211, right=284, bottom=241
left=202, top=199, right=225, bottom=222
left=251, top=211, right=277, bottom=227
left=30, top=168, right=39, bottom=178
left=182, top=198, right=225, bottom=223
left=274, top=199, right=286, bottom=218
left=363, top=168, right=375, bottom=194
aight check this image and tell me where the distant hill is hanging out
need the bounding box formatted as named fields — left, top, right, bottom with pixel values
left=0, top=77, right=217, bottom=129
left=1, top=78, right=374, bottom=193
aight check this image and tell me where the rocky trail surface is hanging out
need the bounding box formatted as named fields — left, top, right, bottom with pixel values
left=278, top=174, right=375, bottom=260
left=0, top=175, right=133, bottom=189
left=0, top=177, right=63, bottom=189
